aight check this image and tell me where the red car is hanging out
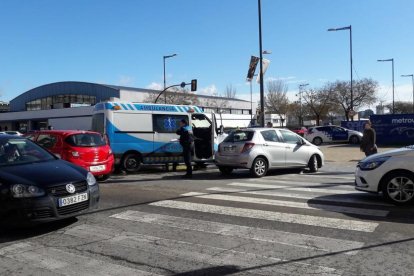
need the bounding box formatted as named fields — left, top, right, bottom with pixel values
left=291, top=127, right=308, bottom=137
left=26, top=130, right=114, bottom=180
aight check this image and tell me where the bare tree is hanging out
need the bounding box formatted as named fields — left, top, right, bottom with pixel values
left=302, top=88, right=334, bottom=126
left=225, top=84, right=237, bottom=99
left=329, top=78, right=378, bottom=121
left=202, top=94, right=229, bottom=111
left=144, top=87, right=199, bottom=105
left=265, top=80, right=290, bottom=126
left=386, top=101, right=413, bottom=114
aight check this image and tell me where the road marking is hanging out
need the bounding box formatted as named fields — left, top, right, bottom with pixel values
left=66, top=224, right=340, bottom=276
left=206, top=187, right=393, bottom=206
left=182, top=192, right=389, bottom=217
left=110, top=210, right=364, bottom=255
left=248, top=177, right=353, bottom=185
left=150, top=200, right=379, bottom=232
left=299, top=174, right=355, bottom=180
left=0, top=242, right=160, bottom=276
left=230, top=182, right=361, bottom=194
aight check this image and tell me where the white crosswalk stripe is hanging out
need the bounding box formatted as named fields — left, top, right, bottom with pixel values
left=206, top=186, right=393, bottom=206
left=110, top=210, right=364, bottom=255
left=150, top=200, right=379, bottom=232
left=0, top=242, right=161, bottom=276
left=229, top=182, right=362, bottom=194
left=64, top=224, right=341, bottom=276
left=181, top=192, right=389, bottom=217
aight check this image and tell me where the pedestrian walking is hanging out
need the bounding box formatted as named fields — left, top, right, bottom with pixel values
left=176, top=119, right=194, bottom=178
left=360, top=121, right=377, bottom=157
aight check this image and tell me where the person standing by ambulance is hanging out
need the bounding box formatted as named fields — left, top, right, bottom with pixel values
left=176, top=119, right=194, bottom=178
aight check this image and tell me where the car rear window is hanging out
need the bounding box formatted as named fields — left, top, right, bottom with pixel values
left=65, top=133, right=107, bottom=147
left=223, top=131, right=254, bottom=143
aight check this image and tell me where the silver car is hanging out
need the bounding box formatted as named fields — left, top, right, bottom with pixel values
left=215, top=128, right=324, bottom=177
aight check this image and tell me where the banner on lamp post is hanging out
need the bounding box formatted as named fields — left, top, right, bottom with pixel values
left=256, top=58, right=270, bottom=83
left=246, top=56, right=259, bottom=81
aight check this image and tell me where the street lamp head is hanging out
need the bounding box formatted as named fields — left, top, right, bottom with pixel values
left=401, top=74, right=414, bottom=77
left=262, top=50, right=272, bottom=54
left=327, top=28, right=337, bottom=32
left=299, top=83, right=309, bottom=87
left=164, top=53, right=178, bottom=59
left=377, top=58, right=393, bottom=62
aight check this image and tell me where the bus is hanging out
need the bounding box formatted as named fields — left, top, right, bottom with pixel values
left=91, top=102, right=223, bottom=172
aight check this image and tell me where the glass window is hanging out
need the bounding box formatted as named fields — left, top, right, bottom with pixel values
left=153, top=114, right=188, bottom=133
left=191, top=114, right=211, bottom=128
left=0, top=138, right=55, bottom=166
left=261, top=130, right=280, bottom=142
left=279, top=129, right=301, bottom=144
left=36, top=134, right=58, bottom=149
left=91, top=113, right=105, bottom=134
left=65, top=133, right=106, bottom=147
left=223, top=130, right=254, bottom=143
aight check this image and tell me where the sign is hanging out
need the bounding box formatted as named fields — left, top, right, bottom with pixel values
left=370, top=114, right=414, bottom=145
left=256, top=58, right=271, bottom=83
left=246, top=56, right=259, bottom=81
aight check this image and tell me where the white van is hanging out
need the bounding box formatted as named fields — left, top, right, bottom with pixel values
left=91, top=102, right=223, bottom=172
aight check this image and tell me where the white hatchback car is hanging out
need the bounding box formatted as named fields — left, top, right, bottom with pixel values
left=305, top=125, right=362, bottom=146
left=215, top=128, right=324, bottom=177
left=355, top=145, right=414, bottom=205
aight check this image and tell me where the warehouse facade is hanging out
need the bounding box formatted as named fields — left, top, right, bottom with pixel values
left=0, top=81, right=253, bottom=131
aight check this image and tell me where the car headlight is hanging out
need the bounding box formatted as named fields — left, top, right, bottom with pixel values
left=86, top=172, right=97, bottom=186
left=11, top=184, right=45, bottom=198
left=358, top=156, right=390, bottom=171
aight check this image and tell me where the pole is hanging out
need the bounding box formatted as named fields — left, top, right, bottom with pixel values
left=412, top=75, right=414, bottom=113
left=258, top=0, right=265, bottom=127
left=392, top=59, right=395, bottom=114
left=250, top=80, right=253, bottom=123
left=349, top=25, right=353, bottom=112
left=163, top=56, right=167, bottom=104
left=299, top=87, right=303, bottom=126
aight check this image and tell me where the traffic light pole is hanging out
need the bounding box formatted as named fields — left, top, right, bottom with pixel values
left=154, top=80, right=197, bottom=104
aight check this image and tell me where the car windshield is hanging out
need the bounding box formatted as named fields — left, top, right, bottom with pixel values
left=223, top=130, right=254, bottom=143
left=0, top=138, right=55, bottom=167
left=65, top=133, right=107, bottom=147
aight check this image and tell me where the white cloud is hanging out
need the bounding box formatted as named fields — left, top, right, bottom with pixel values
left=198, top=84, right=218, bottom=96
left=377, top=83, right=413, bottom=104
left=146, top=82, right=163, bottom=90
left=117, top=75, right=136, bottom=86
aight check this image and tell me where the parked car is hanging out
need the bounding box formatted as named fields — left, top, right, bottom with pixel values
left=0, top=135, right=100, bottom=225
left=0, top=131, right=23, bottom=136
left=304, top=125, right=362, bottom=146
left=215, top=128, right=324, bottom=177
left=355, top=145, right=414, bottom=205
left=291, top=127, right=307, bottom=137
left=25, top=130, right=114, bottom=180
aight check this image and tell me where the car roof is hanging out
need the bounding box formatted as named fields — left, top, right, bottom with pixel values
left=28, top=130, right=100, bottom=137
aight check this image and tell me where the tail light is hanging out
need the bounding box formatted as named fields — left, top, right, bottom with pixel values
left=241, top=143, right=255, bottom=153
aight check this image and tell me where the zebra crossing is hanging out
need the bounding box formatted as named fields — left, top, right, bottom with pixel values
left=0, top=172, right=395, bottom=275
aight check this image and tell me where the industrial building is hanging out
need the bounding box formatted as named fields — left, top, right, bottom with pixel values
left=0, top=81, right=253, bottom=132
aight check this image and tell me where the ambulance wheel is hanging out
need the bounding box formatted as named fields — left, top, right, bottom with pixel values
left=312, top=137, right=323, bottom=146
left=218, top=166, right=233, bottom=175
left=122, top=153, right=142, bottom=173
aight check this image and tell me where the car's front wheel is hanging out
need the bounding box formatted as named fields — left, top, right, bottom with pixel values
left=218, top=166, right=233, bottom=175
left=250, top=157, right=268, bottom=178
left=349, top=135, right=360, bottom=144
left=381, top=172, right=414, bottom=205
left=308, top=155, right=319, bottom=173
left=312, top=137, right=323, bottom=146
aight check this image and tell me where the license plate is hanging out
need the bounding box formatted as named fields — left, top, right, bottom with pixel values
left=90, top=165, right=106, bottom=172
left=58, top=193, right=88, bottom=207
left=224, top=147, right=235, bottom=152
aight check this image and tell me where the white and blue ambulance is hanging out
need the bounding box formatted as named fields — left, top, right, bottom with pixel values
left=304, top=125, right=363, bottom=146
left=91, top=102, right=223, bottom=172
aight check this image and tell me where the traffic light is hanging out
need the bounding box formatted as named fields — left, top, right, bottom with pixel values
left=191, top=79, right=197, bottom=91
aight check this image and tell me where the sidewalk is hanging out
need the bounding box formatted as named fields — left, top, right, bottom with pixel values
left=319, top=144, right=399, bottom=163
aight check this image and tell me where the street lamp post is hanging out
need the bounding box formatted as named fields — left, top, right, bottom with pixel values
left=258, top=0, right=265, bottom=127
left=401, top=74, right=414, bottom=113
left=163, top=53, right=177, bottom=104
left=298, top=83, right=309, bottom=126
left=378, top=58, right=395, bottom=113
left=249, top=74, right=257, bottom=124
left=328, top=25, right=353, bottom=112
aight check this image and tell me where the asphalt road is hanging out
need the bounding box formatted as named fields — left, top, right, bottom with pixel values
left=1, top=162, right=414, bottom=276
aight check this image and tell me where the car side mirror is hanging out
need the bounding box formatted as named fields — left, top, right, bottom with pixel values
left=297, top=139, right=306, bottom=146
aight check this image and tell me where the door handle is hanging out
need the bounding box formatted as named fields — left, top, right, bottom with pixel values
left=263, top=143, right=269, bottom=146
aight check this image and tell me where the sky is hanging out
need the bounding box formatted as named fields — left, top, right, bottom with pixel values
left=0, top=0, right=413, bottom=110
